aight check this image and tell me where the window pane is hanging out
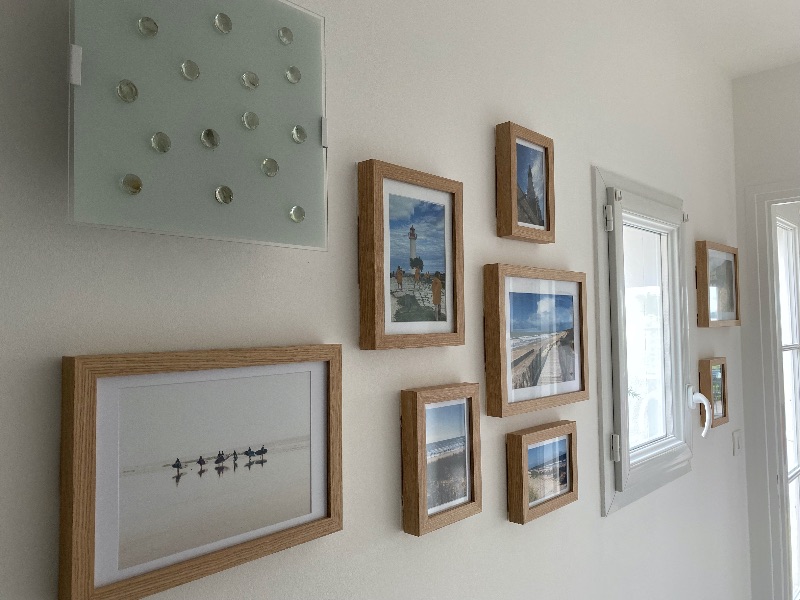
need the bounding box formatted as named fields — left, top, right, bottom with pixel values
left=623, top=224, right=670, bottom=449
left=777, top=224, right=799, bottom=347
left=785, top=350, right=800, bottom=473
left=790, top=478, right=800, bottom=598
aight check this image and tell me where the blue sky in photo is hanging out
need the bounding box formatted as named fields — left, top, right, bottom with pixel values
left=426, top=401, right=467, bottom=444
left=510, top=293, right=574, bottom=334
left=528, top=437, right=567, bottom=470
left=516, top=143, right=545, bottom=205
left=389, top=194, right=446, bottom=273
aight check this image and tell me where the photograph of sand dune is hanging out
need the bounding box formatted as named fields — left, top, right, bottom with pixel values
left=527, top=435, right=569, bottom=508
left=425, top=399, right=470, bottom=515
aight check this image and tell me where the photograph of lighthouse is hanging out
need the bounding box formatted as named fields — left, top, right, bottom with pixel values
left=386, top=190, right=450, bottom=326
left=358, top=159, right=464, bottom=348
left=516, top=138, right=547, bottom=230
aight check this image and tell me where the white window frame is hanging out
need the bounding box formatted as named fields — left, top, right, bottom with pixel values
left=593, top=167, right=693, bottom=515
left=774, top=214, right=800, bottom=599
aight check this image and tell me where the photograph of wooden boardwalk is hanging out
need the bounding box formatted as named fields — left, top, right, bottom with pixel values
left=509, top=292, right=576, bottom=391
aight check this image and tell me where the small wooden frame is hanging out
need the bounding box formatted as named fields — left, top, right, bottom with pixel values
left=484, top=263, right=589, bottom=417
left=358, top=159, right=465, bottom=350
left=60, top=345, right=343, bottom=600
left=400, top=383, right=481, bottom=536
left=495, top=121, right=555, bottom=244
left=699, top=357, right=729, bottom=428
left=506, top=420, right=578, bottom=524
left=696, top=241, right=741, bottom=327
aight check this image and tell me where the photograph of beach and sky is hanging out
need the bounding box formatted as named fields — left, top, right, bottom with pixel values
left=516, top=140, right=547, bottom=229
left=509, top=291, right=576, bottom=392
left=425, top=399, right=469, bottom=515
left=527, top=436, right=569, bottom=507
left=388, top=193, right=447, bottom=323
left=116, top=371, right=312, bottom=570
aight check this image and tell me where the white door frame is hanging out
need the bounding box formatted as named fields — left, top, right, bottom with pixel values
left=744, top=180, right=800, bottom=600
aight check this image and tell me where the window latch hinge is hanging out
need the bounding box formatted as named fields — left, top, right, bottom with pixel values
left=604, top=204, right=614, bottom=232
left=611, top=434, right=621, bottom=462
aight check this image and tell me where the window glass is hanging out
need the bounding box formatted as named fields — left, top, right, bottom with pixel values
left=784, top=350, right=800, bottom=473
left=790, top=478, right=800, bottom=599
left=777, top=224, right=799, bottom=346
left=622, top=223, right=669, bottom=450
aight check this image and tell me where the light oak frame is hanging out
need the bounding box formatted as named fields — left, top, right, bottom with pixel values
left=400, top=383, right=481, bottom=536
left=699, top=357, right=729, bottom=429
left=506, top=420, right=578, bottom=524
left=495, top=121, right=555, bottom=244
left=696, top=240, right=741, bottom=327
left=483, top=263, right=589, bottom=417
left=60, top=345, right=343, bottom=600
left=358, top=159, right=465, bottom=350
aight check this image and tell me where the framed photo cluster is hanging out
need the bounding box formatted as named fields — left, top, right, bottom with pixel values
left=60, top=345, right=342, bottom=600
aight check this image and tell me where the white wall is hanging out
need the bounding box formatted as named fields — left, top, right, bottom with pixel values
left=0, top=1, right=750, bottom=598
left=734, top=62, right=800, bottom=600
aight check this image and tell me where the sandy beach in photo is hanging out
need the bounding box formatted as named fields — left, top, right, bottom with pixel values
left=119, top=441, right=310, bottom=569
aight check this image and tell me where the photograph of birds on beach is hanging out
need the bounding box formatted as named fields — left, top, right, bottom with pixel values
left=527, top=436, right=570, bottom=507
left=388, top=194, right=447, bottom=323
left=117, top=371, right=312, bottom=570
left=509, top=292, right=576, bottom=392
left=425, top=399, right=469, bottom=515
left=516, top=139, right=547, bottom=230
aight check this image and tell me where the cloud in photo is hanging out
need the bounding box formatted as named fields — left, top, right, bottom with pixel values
left=389, top=194, right=446, bottom=273
left=510, top=293, right=574, bottom=334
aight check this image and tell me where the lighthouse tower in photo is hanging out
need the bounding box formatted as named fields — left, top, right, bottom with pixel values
left=409, top=225, right=417, bottom=265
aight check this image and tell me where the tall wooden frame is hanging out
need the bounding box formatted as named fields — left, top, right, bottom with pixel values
left=400, top=383, right=481, bottom=536
left=699, top=357, right=729, bottom=429
left=60, top=345, right=343, bottom=600
left=696, top=240, right=741, bottom=327
left=495, top=121, right=555, bottom=244
left=358, top=159, right=465, bottom=350
left=483, top=263, right=589, bottom=417
left=506, top=420, right=578, bottom=524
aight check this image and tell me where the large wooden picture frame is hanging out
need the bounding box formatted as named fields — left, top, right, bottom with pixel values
left=400, top=383, right=481, bottom=536
left=484, top=263, right=589, bottom=417
left=696, top=241, right=741, bottom=327
left=495, top=121, right=555, bottom=244
left=506, top=420, right=578, bottom=524
left=699, top=357, right=729, bottom=429
left=60, top=345, right=343, bottom=600
left=358, top=159, right=465, bottom=350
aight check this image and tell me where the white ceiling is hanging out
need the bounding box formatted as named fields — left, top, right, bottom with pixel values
left=669, top=0, right=800, bottom=78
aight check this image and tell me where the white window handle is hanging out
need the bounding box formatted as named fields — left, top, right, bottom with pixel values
left=686, top=385, right=712, bottom=438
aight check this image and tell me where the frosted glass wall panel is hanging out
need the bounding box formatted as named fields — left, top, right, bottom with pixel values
left=70, top=0, right=326, bottom=248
